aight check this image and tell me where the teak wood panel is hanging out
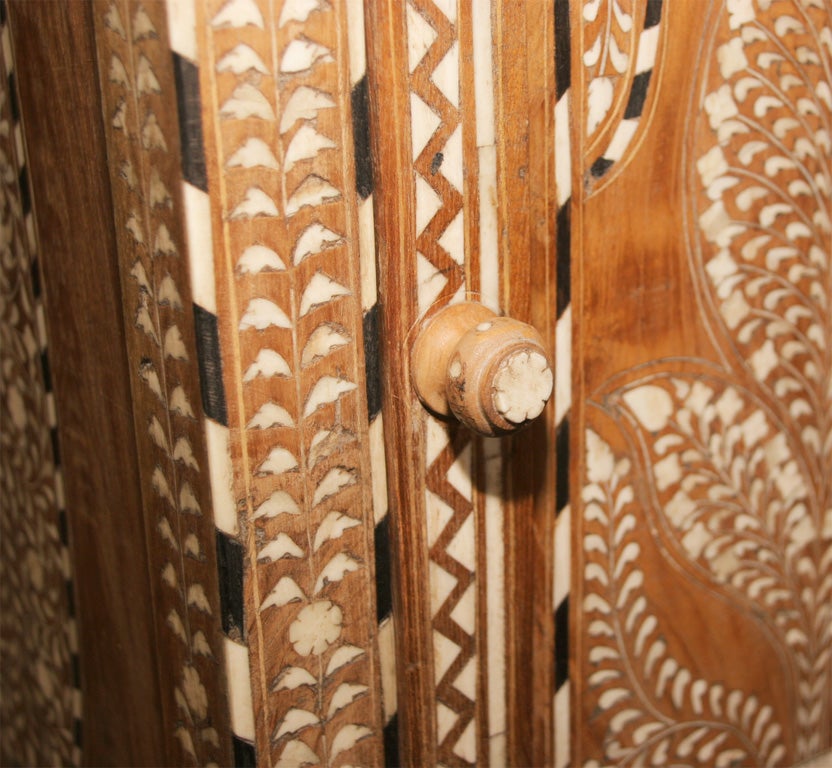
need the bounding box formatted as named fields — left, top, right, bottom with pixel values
left=572, top=0, right=832, bottom=765
left=6, top=2, right=169, bottom=764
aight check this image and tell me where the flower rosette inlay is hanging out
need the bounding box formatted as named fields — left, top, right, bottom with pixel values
left=289, top=600, right=343, bottom=656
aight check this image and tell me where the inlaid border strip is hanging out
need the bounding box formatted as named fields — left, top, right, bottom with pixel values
left=403, top=1, right=500, bottom=763
left=553, top=4, right=572, bottom=768
left=347, top=0, right=400, bottom=760
left=92, top=2, right=232, bottom=763
left=198, top=1, right=385, bottom=764
left=165, top=3, right=257, bottom=760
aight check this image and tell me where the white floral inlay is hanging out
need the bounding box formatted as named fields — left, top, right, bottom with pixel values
left=492, top=350, right=553, bottom=423
left=289, top=600, right=343, bottom=656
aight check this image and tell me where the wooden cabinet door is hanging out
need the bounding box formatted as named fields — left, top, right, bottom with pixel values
left=569, top=0, right=832, bottom=765
left=2, top=1, right=831, bottom=767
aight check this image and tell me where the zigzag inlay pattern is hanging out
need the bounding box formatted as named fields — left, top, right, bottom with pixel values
left=405, top=2, right=483, bottom=763
left=408, top=0, right=466, bottom=313
left=425, top=420, right=477, bottom=765
left=200, top=0, right=383, bottom=763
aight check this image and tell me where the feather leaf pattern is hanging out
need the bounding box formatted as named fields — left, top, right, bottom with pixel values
left=582, top=1, right=832, bottom=764
left=201, top=0, right=382, bottom=763
left=95, top=3, right=227, bottom=763
left=582, top=0, right=638, bottom=142
left=691, top=3, right=832, bottom=491
left=582, top=427, right=788, bottom=767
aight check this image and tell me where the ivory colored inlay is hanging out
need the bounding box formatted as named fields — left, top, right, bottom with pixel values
left=492, top=350, right=553, bottom=424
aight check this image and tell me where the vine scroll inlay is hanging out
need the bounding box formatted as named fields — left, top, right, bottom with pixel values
left=577, top=0, right=832, bottom=764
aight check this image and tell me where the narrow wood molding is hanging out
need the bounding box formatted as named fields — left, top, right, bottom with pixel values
left=8, top=2, right=168, bottom=763
left=365, top=1, right=437, bottom=763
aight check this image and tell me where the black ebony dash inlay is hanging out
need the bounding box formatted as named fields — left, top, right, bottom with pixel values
left=555, top=0, right=572, bottom=100
left=555, top=595, right=570, bottom=690
left=216, top=531, right=245, bottom=640
left=351, top=74, right=374, bottom=200
left=172, top=53, right=208, bottom=192
left=193, top=304, right=228, bottom=427
left=232, top=736, right=257, bottom=768
left=374, top=514, right=393, bottom=624
left=363, top=303, right=382, bottom=421
left=383, top=712, right=400, bottom=768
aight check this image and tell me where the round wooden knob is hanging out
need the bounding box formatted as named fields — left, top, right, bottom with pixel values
left=410, top=302, right=553, bottom=436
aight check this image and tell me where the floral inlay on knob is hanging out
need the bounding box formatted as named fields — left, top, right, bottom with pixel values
left=411, top=301, right=554, bottom=436
left=492, top=350, right=553, bottom=424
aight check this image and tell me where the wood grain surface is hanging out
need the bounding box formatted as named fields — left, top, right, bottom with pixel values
left=495, top=2, right=559, bottom=763
left=8, top=3, right=167, bottom=764
left=365, top=2, right=436, bottom=760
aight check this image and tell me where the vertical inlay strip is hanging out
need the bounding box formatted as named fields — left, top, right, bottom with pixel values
left=197, top=1, right=385, bottom=764
left=92, top=2, right=232, bottom=763
left=472, top=0, right=498, bottom=312
left=552, top=3, right=573, bottom=765
left=483, top=436, right=506, bottom=768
